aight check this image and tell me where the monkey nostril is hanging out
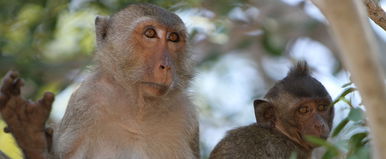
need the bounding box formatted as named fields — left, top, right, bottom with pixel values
left=315, top=124, right=326, bottom=133
left=159, top=64, right=171, bottom=70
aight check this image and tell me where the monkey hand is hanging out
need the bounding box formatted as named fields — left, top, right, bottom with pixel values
left=0, top=71, right=54, bottom=159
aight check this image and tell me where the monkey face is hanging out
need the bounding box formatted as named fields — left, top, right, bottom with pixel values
left=94, top=4, right=191, bottom=97
left=293, top=97, right=333, bottom=148
left=272, top=97, right=333, bottom=150
left=295, top=98, right=332, bottom=138
left=129, top=20, right=187, bottom=97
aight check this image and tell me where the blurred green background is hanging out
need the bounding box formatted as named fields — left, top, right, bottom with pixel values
left=1, top=0, right=386, bottom=158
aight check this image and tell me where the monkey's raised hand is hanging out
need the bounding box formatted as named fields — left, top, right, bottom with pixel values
left=0, top=71, right=54, bottom=159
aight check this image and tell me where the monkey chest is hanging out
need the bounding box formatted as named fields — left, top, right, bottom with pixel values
left=85, top=119, right=195, bottom=159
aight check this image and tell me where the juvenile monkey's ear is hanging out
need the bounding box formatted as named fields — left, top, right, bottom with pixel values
left=95, top=16, right=110, bottom=47
left=254, top=99, right=276, bottom=128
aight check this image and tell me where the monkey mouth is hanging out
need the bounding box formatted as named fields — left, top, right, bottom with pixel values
left=140, top=82, right=170, bottom=95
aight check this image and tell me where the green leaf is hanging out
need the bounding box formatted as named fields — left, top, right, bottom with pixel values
left=341, top=98, right=354, bottom=108
left=341, top=82, right=353, bottom=88
left=332, top=87, right=356, bottom=105
left=323, top=150, right=338, bottom=159
left=348, top=108, right=364, bottom=122
left=332, top=118, right=349, bottom=137
left=348, top=142, right=371, bottom=159
left=349, top=132, right=368, bottom=154
left=305, top=136, right=340, bottom=158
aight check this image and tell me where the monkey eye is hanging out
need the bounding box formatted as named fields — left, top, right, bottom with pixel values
left=144, top=28, right=157, bottom=38
left=168, top=32, right=179, bottom=42
left=298, top=106, right=309, bottom=114
left=317, top=104, right=328, bottom=111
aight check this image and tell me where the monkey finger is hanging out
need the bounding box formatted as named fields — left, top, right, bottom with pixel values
left=45, top=127, right=53, bottom=136
left=0, top=72, right=18, bottom=96
left=45, top=127, right=53, bottom=151
left=10, top=78, right=24, bottom=96
left=39, top=92, right=55, bottom=110
left=8, top=71, right=19, bottom=79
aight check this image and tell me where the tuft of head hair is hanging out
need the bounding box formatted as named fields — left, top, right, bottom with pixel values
left=287, top=61, right=311, bottom=78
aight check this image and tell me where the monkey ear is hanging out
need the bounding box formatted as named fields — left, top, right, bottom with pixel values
left=95, top=16, right=110, bottom=47
left=253, top=99, right=276, bottom=128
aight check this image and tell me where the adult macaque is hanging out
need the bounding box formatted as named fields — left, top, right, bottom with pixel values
left=0, top=3, right=198, bottom=159
left=209, top=62, right=334, bottom=159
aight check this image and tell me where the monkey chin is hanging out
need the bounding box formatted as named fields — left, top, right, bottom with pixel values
left=141, top=82, right=171, bottom=97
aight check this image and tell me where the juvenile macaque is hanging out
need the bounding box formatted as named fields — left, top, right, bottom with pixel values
left=0, top=3, right=198, bottom=159
left=209, top=62, right=334, bottom=159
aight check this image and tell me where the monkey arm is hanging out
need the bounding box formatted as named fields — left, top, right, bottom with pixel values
left=0, top=71, right=54, bottom=159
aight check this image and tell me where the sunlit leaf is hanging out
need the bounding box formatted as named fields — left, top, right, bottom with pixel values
left=341, top=82, right=353, bottom=88
left=332, top=87, right=356, bottom=105
left=341, top=98, right=354, bottom=108
left=0, top=120, right=22, bottom=159
left=348, top=108, right=364, bottom=122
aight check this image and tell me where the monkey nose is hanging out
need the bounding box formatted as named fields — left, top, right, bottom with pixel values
left=315, top=124, right=329, bottom=135
left=315, top=124, right=324, bottom=130
left=159, top=64, right=171, bottom=71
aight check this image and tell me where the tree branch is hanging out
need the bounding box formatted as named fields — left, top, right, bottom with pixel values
left=311, top=0, right=386, bottom=159
left=364, top=0, right=386, bottom=31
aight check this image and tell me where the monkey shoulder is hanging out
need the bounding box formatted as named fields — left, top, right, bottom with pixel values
left=53, top=76, right=116, bottom=156
left=210, top=124, right=302, bottom=159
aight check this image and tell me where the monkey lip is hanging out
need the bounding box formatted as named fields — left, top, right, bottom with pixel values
left=140, top=82, right=171, bottom=91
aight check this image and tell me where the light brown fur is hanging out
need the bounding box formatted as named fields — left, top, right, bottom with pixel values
left=53, top=4, right=198, bottom=159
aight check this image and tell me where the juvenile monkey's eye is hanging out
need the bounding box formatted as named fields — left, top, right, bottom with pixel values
left=144, top=28, right=157, bottom=38
left=317, top=104, right=327, bottom=111
left=298, top=106, right=309, bottom=114
left=168, top=32, right=179, bottom=42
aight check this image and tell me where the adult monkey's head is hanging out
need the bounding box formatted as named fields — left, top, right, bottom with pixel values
left=94, top=3, right=192, bottom=97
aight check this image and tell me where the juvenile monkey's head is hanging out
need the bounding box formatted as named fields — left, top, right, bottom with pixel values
left=254, top=61, right=334, bottom=150
left=94, top=3, right=192, bottom=97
